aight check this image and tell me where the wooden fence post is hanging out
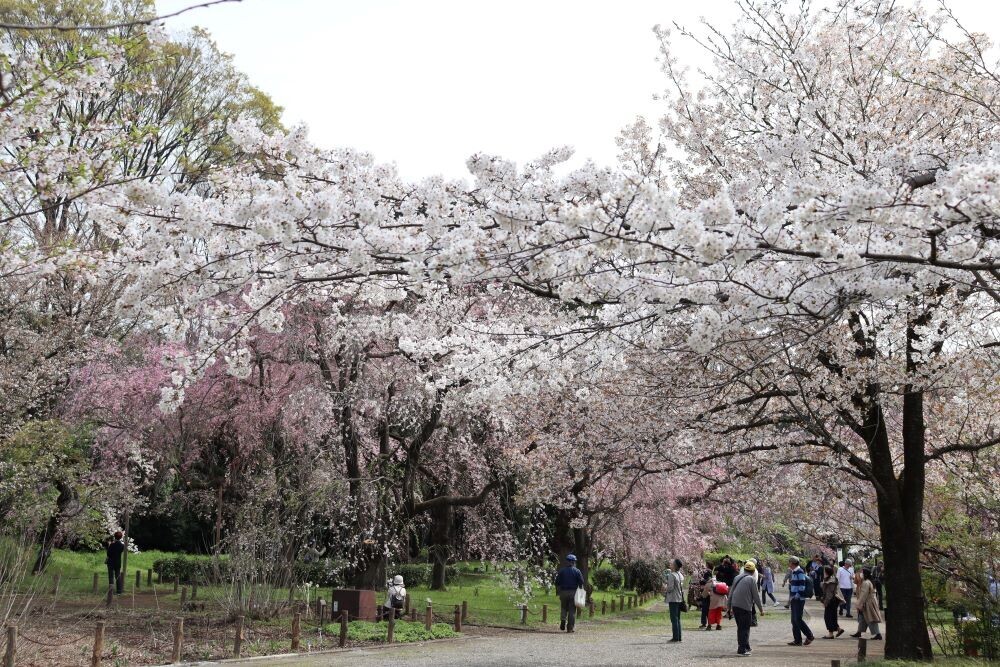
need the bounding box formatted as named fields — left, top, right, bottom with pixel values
left=233, top=616, right=244, bottom=658
left=146, top=569, right=152, bottom=586
left=338, top=611, right=348, bottom=648
left=386, top=613, right=395, bottom=644
left=857, top=637, right=867, bottom=663
left=409, top=608, right=417, bottom=622
left=318, top=599, right=326, bottom=625
left=91, top=621, right=105, bottom=667
left=5, top=625, right=16, bottom=667
left=541, top=603, right=547, bottom=623
left=134, top=570, right=141, bottom=590
left=291, top=612, right=301, bottom=651
left=461, top=600, right=468, bottom=623
left=589, top=601, right=595, bottom=618
left=170, top=617, right=183, bottom=664
left=619, top=594, right=624, bottom=610
left=180, top=587, right=187, bottom=607
left=453, top=605, right=461, bottom=632
left=105, top=585, right=114, bottom=608
left=425, top=604, right=433, bottom=631
left=601, top=600, right=607, bottom=615
left=404, top=594, right=410, bottom=615
left=520, top=605, right=528, bottom=625
left=92, top=573, right=100, bottom=594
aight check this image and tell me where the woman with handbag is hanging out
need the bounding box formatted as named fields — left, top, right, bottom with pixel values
left=820, top=565, right=846, bottom=638
left=663, top=558, right=685, bottom=642
left=850, top=568, right=883, bottom=640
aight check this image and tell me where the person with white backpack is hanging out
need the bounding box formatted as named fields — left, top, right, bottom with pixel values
left=381, top=575, right=407, bottom=621
left=554, top=554, right=586, bottom=633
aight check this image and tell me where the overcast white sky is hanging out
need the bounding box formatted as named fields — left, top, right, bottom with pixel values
left=156, top=0, right=998, bottom=181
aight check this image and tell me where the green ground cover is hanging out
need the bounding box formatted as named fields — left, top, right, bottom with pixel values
left=21, top=549, right=659, bottom=628
left=330, top=620, right=459, bottom=642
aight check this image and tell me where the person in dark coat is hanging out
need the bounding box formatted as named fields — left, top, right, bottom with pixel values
left=106, top=531, right=125, bottom=594
left=554, top=554, right=585, bottom=633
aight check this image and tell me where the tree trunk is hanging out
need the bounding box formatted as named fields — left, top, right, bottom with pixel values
left=573, top=526, right=591, bottom=595
left=429, top=502, right=453, bottom=590
left=351, top=552, right=386, bottom=590
left=878, top=513, right=932, bottom=660
left=31, top=481, right=75, bottom=574
left=213, top=483, right=224, bottom=555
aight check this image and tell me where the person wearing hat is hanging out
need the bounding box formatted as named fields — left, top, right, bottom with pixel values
left=729, top=561, right=765, bottom=656
left=381, top=575, right=407, bottom=621
left=553, top=554, right=586, bottom=632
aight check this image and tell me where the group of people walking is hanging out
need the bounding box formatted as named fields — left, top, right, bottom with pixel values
left=682, top=554, right=885, bottom=657
left=550, top=551, right=886, bottom=658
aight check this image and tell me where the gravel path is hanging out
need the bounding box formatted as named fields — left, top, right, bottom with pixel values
left=227, top=600, right=883, bottom=666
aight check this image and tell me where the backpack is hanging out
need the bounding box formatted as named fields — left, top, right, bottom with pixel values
left=389, top=586, right=405, bottom=609
left=713, top=582, right=729, bottom=596
left=802, top=573, right=814, bottom=599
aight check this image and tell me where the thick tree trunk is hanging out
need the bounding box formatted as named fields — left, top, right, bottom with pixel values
left=879, top=514, right=932, bottom=660
left=429, top=502, right=453, bottom=590
left=31, top=481, right=75, bottom=574
left=351, top=552, right=386, bottom=590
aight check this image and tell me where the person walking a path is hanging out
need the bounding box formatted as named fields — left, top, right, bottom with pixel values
left=850, top=568, right=883, bottom=641
left=705, top=573, right=728, bottom=630
left=554, top=554, right=585, bottom=633
left=786, top=556, right=815, bottom=647
left=698, top=564, right=713, bottom=628
left=837, top=559, right=855, bottom=617
left=729, top=561, right=765, bottom=657
left=820, top=565, right=846, bottom=639
left=761, top=562, right=778, bottom=607
left=664, top=558, right=685, bottom=642
left=105, top=531, right=125, bottom=595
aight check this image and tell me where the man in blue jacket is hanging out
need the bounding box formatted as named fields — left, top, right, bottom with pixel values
left=786, top=556, right=815, bottom=646
left=554, top=554, right=586, bottom=632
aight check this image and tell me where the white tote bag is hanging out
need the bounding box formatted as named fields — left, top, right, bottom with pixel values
left=574, top=586, right=587, bottom=609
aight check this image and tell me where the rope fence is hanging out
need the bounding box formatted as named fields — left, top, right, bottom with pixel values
left=0, top=588, right=664, bottom=665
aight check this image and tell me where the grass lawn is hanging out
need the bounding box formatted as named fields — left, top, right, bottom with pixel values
left=16, top=549, right=663, bottom=630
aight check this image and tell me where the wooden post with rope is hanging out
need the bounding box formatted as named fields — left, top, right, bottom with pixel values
left=291, top=612, right=301, bottom=651
left=338, top=611, right=348, bottom=648
left=170, top=617, right=183, bottom=664
left=5, top=625, right=16, bottom=667
left=91, top=621, right=105, bottom=667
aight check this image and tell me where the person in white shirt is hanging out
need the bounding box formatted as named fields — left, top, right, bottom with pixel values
left=381, top=575, right=406, bottom=620
left=837, top=560, right=855, bottom=617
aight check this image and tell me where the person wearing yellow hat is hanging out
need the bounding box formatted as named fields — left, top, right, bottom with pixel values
left=729, top=561, right=765, bottom=657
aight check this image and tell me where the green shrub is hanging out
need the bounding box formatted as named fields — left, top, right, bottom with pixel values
left=627, top=560, right=663, bottom=595
left=332, top=620, right=458, bottom=643
left=592, top=567, right=622, bottom=591
left=152, top=555, right=227, bottom=583
left=393, top=564, right=430, bottom=587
